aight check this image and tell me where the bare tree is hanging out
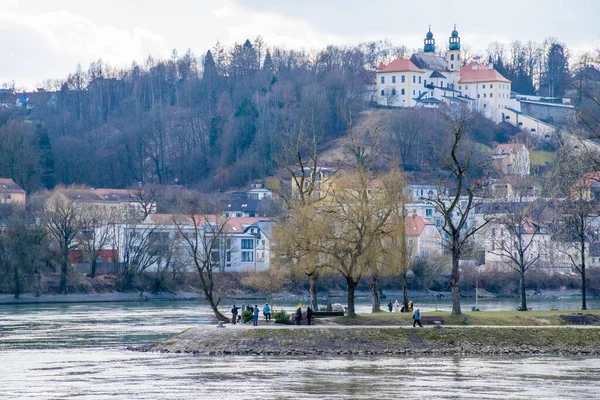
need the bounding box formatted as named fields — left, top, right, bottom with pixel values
left=487, top=200, right=548, bottom=311
left=428, top=108, right=490, bottom=315
left=174, top=195, right=230, bottom=321
left=118, top=223, right=164, bottom=291
left=77, top=206, right=119, bottom=278
left=45, top=193, right=81, bottom=293
left=128, top=184, right=160, bottom=221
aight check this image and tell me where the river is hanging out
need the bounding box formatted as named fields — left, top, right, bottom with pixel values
left=1, top=300, right=599, bottom=399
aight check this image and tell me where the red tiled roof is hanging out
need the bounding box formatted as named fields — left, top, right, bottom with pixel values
left=405, top=216, right=434, bottom=237
left=459, top=62, right=510, bottom=83
left=573, top=171, right=600, bottom=189
left=378, top=59, right=424, bottom=73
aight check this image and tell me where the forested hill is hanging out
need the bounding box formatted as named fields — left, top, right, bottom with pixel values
left=0, top=37, right=573, bottom=193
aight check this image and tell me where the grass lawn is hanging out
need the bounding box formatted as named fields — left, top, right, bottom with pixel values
left=530, top=150, right=556, bottom=166
left=332, top=310, right=600, bottom=326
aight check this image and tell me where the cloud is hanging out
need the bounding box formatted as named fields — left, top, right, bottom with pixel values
left=0, top=7, right=168, bottom=87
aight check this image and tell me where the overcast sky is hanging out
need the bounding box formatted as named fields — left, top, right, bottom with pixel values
left=1, top=0, right=599, bottom=88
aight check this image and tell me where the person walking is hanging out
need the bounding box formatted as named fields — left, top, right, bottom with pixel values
left=295, top=306, right=302, bottom=325
left=306, top=306, right=313, bottom=326
left=263, top=303, right=271, bottom=322
left=253, top=304, right=259, bottom=326
left=413, top=308, right=423, bottom=328
left=387, top=300, right=393, bottom=312
left=393, top=300, right=400, bottom=312
left=231, top=305, right=240, bottom=325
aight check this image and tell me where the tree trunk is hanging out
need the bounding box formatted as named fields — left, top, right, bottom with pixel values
left=200, top=272, right=229, bottom=322
left=401, top=270, right=409, bottom=310
left=90, top=258, right=97, bottom=279
left=450, top=242, right=462, bottom=315
left=308, top=274, right=319, bottom=311
left=519, top=266, right=527, bottom=311
left=369, top=274, right=382, bottom=313
left=347, top=277, right=357, bottom=317
left=13, top=263, right=21, bottom=299
left=581, top=239, right=587, bottom=311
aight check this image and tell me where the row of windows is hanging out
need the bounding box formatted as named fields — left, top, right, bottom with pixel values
left=381, top=75, right=423, bottom=85
left=381, top=88, right=423, bottom=97
left=458, top=83, right=510, bottom=91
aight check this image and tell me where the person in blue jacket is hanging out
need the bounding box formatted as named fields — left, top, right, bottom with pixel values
left=413, top=308, right=423, bottom=328
left=263, top=303, right=271, bottom=322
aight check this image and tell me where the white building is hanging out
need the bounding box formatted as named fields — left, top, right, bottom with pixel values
left=375, top=26, right=513, bottom=122
left=106, top=214, right=273, bottom=273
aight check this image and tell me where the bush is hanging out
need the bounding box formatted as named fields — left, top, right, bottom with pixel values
left=273, top=309, right=291, bottom=324
left=241, top=310, right=253, bottom=323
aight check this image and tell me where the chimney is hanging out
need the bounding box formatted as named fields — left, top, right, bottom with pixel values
left=488, top=55, right=493, bottom=70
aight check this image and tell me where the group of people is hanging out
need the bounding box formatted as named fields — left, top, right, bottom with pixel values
left=231, top=303, right=272, bottom=326
left=388, top=300, right=413, bottom=313
left=295, top=305, right=313, bottom=325
left=387, top=300, right=422, bottom=327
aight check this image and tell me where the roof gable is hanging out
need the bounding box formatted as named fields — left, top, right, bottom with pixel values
left=459, top=62, right=510, bottom=83
left=378, top=59, right=424, bottom=73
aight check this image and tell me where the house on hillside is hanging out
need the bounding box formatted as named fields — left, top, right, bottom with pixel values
left=491, top=143, right=530, bottom=176
left=405, top=216, right=443, bottom=257
left=0, top=178, right=26, bottom=210
left=571, top=171, right=600, bottom=201
left=50, top=187, right=157, bottom=222
left=375, top=26, right=513, bottom=122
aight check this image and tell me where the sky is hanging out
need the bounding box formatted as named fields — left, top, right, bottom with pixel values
left=1, top=0, right=599, bottom=89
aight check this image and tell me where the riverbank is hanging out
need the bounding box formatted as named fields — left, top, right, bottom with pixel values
left=0, top=291, right=199, bottom=305
left=142, top=324, right=600, bottom=356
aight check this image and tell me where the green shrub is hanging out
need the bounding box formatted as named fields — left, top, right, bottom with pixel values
left=274, top=309, right=291, bottom=324
left=242, top=310, right=253, bottom=323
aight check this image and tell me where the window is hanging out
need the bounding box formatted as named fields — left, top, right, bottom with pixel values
left=391, top=88, right=396, bottom=95
left=490, top=93, right=493, bottom=98
left=225, top=212, right=230, bottom=217
left=241, top=239, right=254, bottom=249
left=401, top=75, right=405, bottom=83
left=483, top=104, right=487, bottom=108
left=426, top=209, right=433, bottom=217
left=482, top=84, right=486, bottom=89
left=381, top=76, right=385, bottom=84
left=483, top=94, right=487, bottom=98
left=477, top=94, right=480, bottom=98
left=465, top=85, right=468, bottom=90
left=7, top=194, right=11, bottom=200
left=381, top=89, right=385, bottom=96
left=413, top=90, right=415, bottom=95
left=450, top=54, right=454, bottom=61
left=419, top=76, right=422, bottom=84
left=241, top=251, right=254, bottom=262
left=412, top=75, right=416, bottom=83
left=392, top=76, right=396, bottom=83
left=490, top=84, right=493, bottom=88
left=236, top=212, right=242, bottom=217
left=401, top=88, right=405, bottom=95
left=424, top=79, right=427, bottom=86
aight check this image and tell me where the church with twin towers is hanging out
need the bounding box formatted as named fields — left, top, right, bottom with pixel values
left=375, top=26, right=513, bottom=122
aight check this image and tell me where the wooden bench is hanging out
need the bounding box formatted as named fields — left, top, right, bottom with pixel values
left=564, top=315, right=585, bottom=325
left=420, top=316, right=444, bottom=326
left=313, top=311, right=344, bottom=318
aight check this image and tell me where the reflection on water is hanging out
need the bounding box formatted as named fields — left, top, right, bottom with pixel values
left=1, top=302, right=599, bottom=399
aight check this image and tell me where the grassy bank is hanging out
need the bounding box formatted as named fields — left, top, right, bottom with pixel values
left=331, top=310, right=600, bottom=326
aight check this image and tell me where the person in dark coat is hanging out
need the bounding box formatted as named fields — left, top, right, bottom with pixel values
left=231, top=305, right=240, bottom=325
left=387, top=300, right=393, bottom=312
left=295, top=306, right=302, bottom=325
left=306, top=306, right=313, bottom=326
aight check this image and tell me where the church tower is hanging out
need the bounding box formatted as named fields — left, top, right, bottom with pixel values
left=423, top=26, right=435, bottom=55
left=446, top=24, right=461, bottom=72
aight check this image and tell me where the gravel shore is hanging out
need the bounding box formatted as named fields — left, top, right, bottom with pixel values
left=139, top=324, right=600, bottom=357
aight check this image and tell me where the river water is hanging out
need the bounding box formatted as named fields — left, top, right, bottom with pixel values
left=1, top=300, right=599, bottom=399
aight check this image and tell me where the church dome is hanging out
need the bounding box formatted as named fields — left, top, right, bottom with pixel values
left=448, top=24, right=461, bottom=51
left=424, top=27, right=435, bottom=53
